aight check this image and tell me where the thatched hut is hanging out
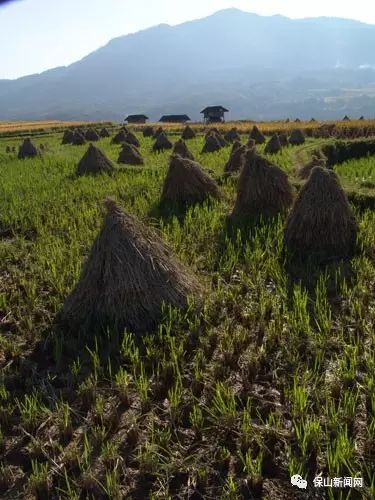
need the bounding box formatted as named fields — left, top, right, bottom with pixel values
left=111, top=130, right=127, bottom=145
left=224, top=128, right=240, bottom=143
left=76, top=143, right=114, bottom=176
left=232, top=149, right=293, bottom=218
left=153, top=132, right=173, bottom=152
left=124, top=131, right=140, bottom=148
left=172, top=139, right=195, bottom=160
left=265, top=134, right=282, bottom=154
left=85, top=128, right=100, bottom=141
left=58, top=198, right=201, bottom=335
left=296, top=156, right=326, bottom=180
left=161, top=155, right=222, bottom=206
left=118, top=143, right=144, bottom=165
left=250, top=125, right=266, bottom=144
left=72, top=130, right=87, bottom=145
left=182, top=125, right=196, bottom=140
left=18, top=138, right=38, bottom=159
left=202, top=134, right=222, bottom=153
left=62, top=129, right=74, bottom=144
left=99, top=128, right=110, bottom=138
left=289, top=129, right=305, bottom=146
left=284, top=167, right=357, bottom=261
left=143, top=126, right=155, bottom=138
left=224, top=144, right=248, bottom=174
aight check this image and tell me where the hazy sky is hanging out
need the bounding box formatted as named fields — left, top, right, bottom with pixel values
left=1, top=0, right=375, bottom=79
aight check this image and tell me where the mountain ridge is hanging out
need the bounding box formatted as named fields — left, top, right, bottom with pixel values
left=1, top=8, right=375, bottom=121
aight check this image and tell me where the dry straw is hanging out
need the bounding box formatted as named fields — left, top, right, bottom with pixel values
left=224, top=144, right=248, bottom=174
left=172, top=139, right=195, bottom=160
left=71, top=130, right=86, bottom=145
left=153, top=132, right=173, bottom=152
left=18, top=138, right=38, bottom=159
left=62, top=129, right=74, bottom=144
left=224, top=128, right=240, bottom=143
left=232, top=149, right=293, bottom=217
left=202, top=134, right=222, bottom=153
left=124, top=131, right=140, bottom=148
left=264, top=134, right=282, bottom=154
left=250, top=125, right=266, bottom=144
left=297, top=156, right=326, bottom=180
left=85, top=128, right=100, bottom=141
left=182, top=125, right=196, bottom=140
left=76, top=143, right=114, bottom=176
left=289, top=128, right=305, bottom=145
left=111, top=129, right=127, bottom=145
left=143, top=126, right=154, bottom=137
left=99, top=128, right=110, bottom=138
left=59, top=198, right=201, bottom=335
left=161, top=154, right=222, bottom=206
left=118, top=143, right=144, bottom=165
left=284, top=166, right=357, bottom=261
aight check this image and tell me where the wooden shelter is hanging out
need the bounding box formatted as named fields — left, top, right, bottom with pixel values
left=125, top=114, right=149, bottom=124
left=200, top=106, right=229, bottom=124
left=159, top=115, right=191, bottom=123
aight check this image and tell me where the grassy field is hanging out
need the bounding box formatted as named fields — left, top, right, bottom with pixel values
left=0, top=127, right=375, bottom=498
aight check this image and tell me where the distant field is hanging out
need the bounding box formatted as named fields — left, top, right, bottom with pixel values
left=0, top=121, right=87, bottom=132
left=2, top=118, right=375, bottom=135
left=0, top=120, right=113, bottom=136
left=0, top=126, right=374, bottom=497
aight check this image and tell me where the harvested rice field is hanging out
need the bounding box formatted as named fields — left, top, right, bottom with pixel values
left=0, top=123, right=375, bottom=499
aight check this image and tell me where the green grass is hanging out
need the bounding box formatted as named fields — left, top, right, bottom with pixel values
left=0, top=130, right=374, bottom=497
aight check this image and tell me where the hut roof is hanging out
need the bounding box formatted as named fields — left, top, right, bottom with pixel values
left=62, top=129, right=75, bottom=144
left=159, top=115, right=191, bottom=123
left=200, top=106, right=229, bottom=113
left=125, top=114, right=149, bottom=120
